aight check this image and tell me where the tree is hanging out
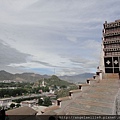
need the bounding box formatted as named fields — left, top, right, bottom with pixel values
left=38, top=98, right=43, bottom=105
left=43, top=97, right=52, bottom=106
left=10, top=103, right=15, bottom=109
left=43, top=86, right=49, bottom=92
left=16, top=103, right=21, bottom=108
left=53, top=85, right=57, bottom=89
left=60, top=85, right=67, bottom=89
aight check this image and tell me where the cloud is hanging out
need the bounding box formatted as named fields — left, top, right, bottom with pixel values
left=67, top=36, right=77, bottom=43
left=0, top=0, right=120, bottom=75
left=0, top=39, right=30, bottom=73
left=31, top=60, right=57, bottom=67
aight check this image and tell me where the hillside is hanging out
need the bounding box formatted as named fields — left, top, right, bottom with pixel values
left=45, top=75, right=74, bottom=86
left=0, top=70, right=50, bottom=82
left=0, top=70, right=14, bottom=80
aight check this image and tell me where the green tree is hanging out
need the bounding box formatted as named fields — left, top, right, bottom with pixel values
left=10, top=103, right=15, bottom=109
left=60, top=85, right=67, bottom=88
left=43, top=86, right=49, bottom=92
left=38, top=98, right=43, bottom=105
left=53, top=85, right=57, bottom=89
left=43, top=97, right=52, bottom=106
left=16, top=103, right=21, bottom=108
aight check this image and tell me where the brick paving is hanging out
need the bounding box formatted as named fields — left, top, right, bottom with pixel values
left=55, top=79, right=120, bottom=115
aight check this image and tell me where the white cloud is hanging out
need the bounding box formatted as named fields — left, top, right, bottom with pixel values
left=67, top=36, right=77, bottom=43
left=0, top=0, right=120, bottom=75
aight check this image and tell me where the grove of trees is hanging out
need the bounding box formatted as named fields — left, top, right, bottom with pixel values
left=38, top=97, right=52, bottom=106
left=0, top=88, right=27, bottom=98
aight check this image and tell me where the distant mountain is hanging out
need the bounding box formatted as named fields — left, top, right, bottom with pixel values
left=45, top=75, right=74, bottom=87
left=0, top=70, right=50, bottom=82
left=0, top=70, right=14, bottom=80
left=59, top=73, right=95, bottom=83
left=14, top=73, right=50, bottom=82
left=0, top=70, right=94, bottom=83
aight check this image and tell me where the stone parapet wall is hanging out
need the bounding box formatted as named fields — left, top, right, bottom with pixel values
left=103, top=73, right=119, bottom=79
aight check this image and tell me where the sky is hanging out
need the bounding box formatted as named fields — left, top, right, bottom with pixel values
left=0, top=0, right=120, bottom=76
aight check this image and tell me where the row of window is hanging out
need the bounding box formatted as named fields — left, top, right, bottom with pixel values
left=104, top=36, right=120, bottom=40
left=105, top=52, right=120, bottom=56
left=104, top=32, right=120, bottom=37
left=105, top=28, right=120, bottom=34
left=105, top=37, right=120, bottom=41
left=104, top=48, right=120, bottom=52
left=104, top=22, right=120, bottom=29
left=103, top=40, right=120, bottom=44
left=104, top=44, right=120, bottom=48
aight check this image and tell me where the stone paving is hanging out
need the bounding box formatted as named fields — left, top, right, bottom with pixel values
left=58, top=79, right=120, bottom=115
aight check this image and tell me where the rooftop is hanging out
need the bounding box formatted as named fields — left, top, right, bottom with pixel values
left=57, top=96, right=71, bottom=101
left=42, top=76, right=120, bottom=115
left=6, top=106, right=37, bottom=115
left=60, top=79, right=119, bottom=115
left=21, top=100, right=36, bottom=104
left=0, top=98, right=12, bottom=101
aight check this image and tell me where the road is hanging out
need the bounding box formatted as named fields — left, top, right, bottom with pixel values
left=10, top=92, right=50, bottom=100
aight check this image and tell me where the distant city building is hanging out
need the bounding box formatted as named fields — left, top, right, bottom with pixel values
left=0, top=98, right=12, bottom=109
left=100, top=20, right=120, bottom=74
left=49, top=89, right=55, bottom=94
left=41, top=79, right=46, bottom=87
left=0, top=87, right=19, bottom=90
left=39, top=89, right=43, bottom=93
left=0, top=80, right=16, bottom=83
left=42, top=80, right=45, bottom=87
left=21, top=100, right=37, bottom=107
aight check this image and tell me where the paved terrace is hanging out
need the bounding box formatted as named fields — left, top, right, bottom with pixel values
left=47, top=78, right=120, bottom=115
left=60, top=79, right=120, bottom=115
left=40, top=72, right=120, bottom=115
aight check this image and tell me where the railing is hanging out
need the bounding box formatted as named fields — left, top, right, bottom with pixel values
left=104, top=22, right=120, bottom=29
left=103, top=40, right=120, bottom=44
left=104, top=32, right=120, bottom=37
left=103, top=47, right=120, bottom=52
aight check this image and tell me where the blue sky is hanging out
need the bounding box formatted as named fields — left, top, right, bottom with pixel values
left=0, top=0, right=120, bottom=75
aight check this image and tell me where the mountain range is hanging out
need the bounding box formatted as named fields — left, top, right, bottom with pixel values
left=59, top=73, right=94, bottom=83
left=0, top=70, right=94, bottom=83
left=0, top=70, right=50, bottom=82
